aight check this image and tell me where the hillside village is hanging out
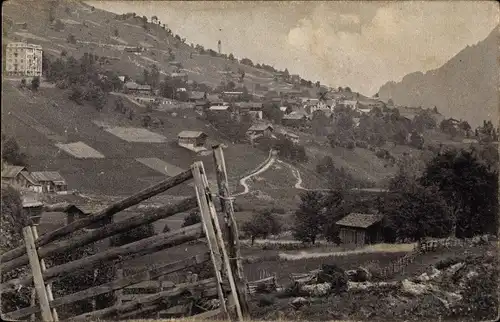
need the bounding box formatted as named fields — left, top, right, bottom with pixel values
left=1, top=1, right=498, bottom=322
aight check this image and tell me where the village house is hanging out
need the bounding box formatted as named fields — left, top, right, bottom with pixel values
left=222, top=91, right=244, bottom=101
left=282, top=113, right=308, bottom=128
left=284, top=132, right=300, bottom=144
left=171, top=72, right=189, bottom=82
left=188, top=91, right=207, bottom=102
left=177, top=131, right=208, bottom=152
left=30, top=171, right=68, bottom=194
left=208, top=105, right=231, bottom=114
left=280, top=106, right=289, bottom=113
left=273, top=72, right=286, bottom=82
left=342, top=100, right=359, bottom=110
left=246, top=124, right=274, bottom=141
left=336, top=213, right=384, bottom=247
left=124, top=81, right=152, bottom=95
left=235, top=102, right=263, bottom=120
left=1, top=165, right=42, bottom=192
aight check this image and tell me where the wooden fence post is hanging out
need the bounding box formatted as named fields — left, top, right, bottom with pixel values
left=23, top=227, right=53, bottom=322
left=31, top=226, right=59, bottom=321
left=191, top=163, right=230, bottom=320
left=197, top=161, right=244, bottom=321
left=115, top=268, right=123, bottom=306
left=212, top=145, right=250, bottom=318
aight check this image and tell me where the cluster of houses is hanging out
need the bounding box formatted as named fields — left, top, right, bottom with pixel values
left=1, top=165, right=67, bottom=194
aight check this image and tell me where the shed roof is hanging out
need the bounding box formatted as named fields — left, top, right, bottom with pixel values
left=31, top=171, right=66, bottom=183
left=178, top=131, right=207, bottom=139
left=189, top=91, right=206, bottom=100
left=248, top=124, right=274, bottom=132
left=283, top=113, right=307, bottom=120
left=336, top=213, right=384, bottom=228
left=1, top=165, right=27, bottom=178
left=209, top=105, right=230, bottom=111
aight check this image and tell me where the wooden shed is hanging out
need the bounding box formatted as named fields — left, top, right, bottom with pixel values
left=336, top=213, right=384, bottom=247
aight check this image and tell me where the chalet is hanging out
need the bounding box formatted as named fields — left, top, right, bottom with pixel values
left=194, top=100, right=210, bottom=113
left=222, top=91, right=243, bottom=101
left=177, top=131, right=208, bottom=152
left=30, top=171, right=68, bottom=194
left=171, top=72, right=188, bottom=82
left=336, top=213, right=384, bottom=247
left=124, top=82, right=152, bottom=95
left=246, top=124, right=274, bottom=140
left=235, top=102, right=263, bottom=120
left=207, top=94, right=223, bottom=105
left=284, top=132, right=299, bottom=144
left=342, top=100, right=359, bottom=110
left=1, top=165, right=41, bottom=192
left=282, top=113, right=308, bottom=128
left=208, top=105, right=231, bottom=113
left=188, top=91, right=207, bottom=102
left=274, top=72, right=286, bottom=82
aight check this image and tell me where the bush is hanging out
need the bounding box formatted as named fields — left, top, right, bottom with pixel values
left=318, top=264, right=348, bottom=294
left=345, top=140, right=355, bottom=150
left=182, top=210, right=201, bottom=227
left=362, top=260, right=383, bottom=280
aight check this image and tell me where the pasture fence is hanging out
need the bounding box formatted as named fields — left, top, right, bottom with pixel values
left=0, top=146, right=250, bottom=322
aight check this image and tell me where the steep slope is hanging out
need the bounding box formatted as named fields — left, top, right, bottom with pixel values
left=378, top=26, right=499, bottom=128
left=1, top=0, right=316, bottom=95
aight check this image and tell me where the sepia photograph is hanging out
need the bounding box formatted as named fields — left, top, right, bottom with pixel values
left=1, top=0, right=498, bottom=321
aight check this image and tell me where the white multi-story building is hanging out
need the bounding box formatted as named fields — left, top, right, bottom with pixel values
left=5, top=42, right=43, bottom=77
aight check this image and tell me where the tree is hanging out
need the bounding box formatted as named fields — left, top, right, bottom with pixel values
left=1, top=135, right=27, bottom=166
left=292, top=191, right=326, bottom=244
left=240, top=58, right=253, bottom=66
left=409, top=131, right=424, bottom=149
left=228, top=53, right=235, bottom=61
left=163, top=224, right=171, bottom=233
left=31, top=76, right=40, bottom=91
left=344, top=87, right=351, bottom=92
left=381, top=183, right=453, bottom=242
left=420, top=148, right=498, bottom=238
left=1, top=186, right=32, bottom=313
left=20, top=78, right=27, bottom=88
left=113, top=28, right=119, bottom=37
left=182, top=210, right=201, bottom=227
left=241, top=211, right=281, bottom=245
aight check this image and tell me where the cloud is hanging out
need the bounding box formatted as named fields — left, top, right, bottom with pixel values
left=285, top=1, right=498, bottom=94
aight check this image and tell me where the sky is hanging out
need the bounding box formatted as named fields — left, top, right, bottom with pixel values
left=88, top=1, right=499, bottom=95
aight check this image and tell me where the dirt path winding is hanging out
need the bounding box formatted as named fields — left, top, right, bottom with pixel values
left=234, top=150, right=277, bottom=196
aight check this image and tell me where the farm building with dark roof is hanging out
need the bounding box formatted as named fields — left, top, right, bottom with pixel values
left=31, top=171, right=67, bottom=194
left=336, top=213, right=384, bottom=246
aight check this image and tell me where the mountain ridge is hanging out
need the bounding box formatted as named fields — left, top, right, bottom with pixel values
left=378, top=26, right=499, bottom=128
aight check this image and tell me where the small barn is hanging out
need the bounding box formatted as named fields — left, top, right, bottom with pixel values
left=284, top=132, right=299, bottom=144
left=246, top=124, right=274, bottom=141
left=31, top=171, right=68, bottom=194
left=177, top=131, right=208, bottom=152
left=124, top=82, right=152, bottom=95
left=336, top=213, right=384, bottom=247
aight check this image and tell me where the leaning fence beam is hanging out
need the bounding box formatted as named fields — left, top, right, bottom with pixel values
left=1, top=196, right=197, bottom=273
left=4, top=252, right=211, bottom=320
left=0, top=169, right=193, bottom=265
left=70, top=278, right=224, bottom=321
left=22, top=227, right=53, bottom=322
left=1, top=223, right=204, bottom=292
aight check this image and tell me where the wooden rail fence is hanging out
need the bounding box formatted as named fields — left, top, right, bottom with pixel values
left=0, top=146, right=250, bottom=322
